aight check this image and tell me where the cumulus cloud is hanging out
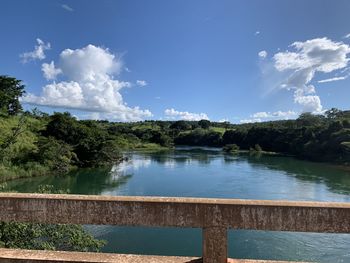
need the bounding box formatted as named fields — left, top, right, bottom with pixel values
left=258, top=50, right=267, bottom=59
left=273, top=37, right=350, bottom=113
left=41, top=61, right=62, bottom=80
left=241, top=110, right=298, bottom=124
left=22, top=44, right=152, bottom=121
left=136, top=80, right=147, bottom=87
left=20, top=38, right=51, bottom=63
left=255, top=31, right=260, bottom=36
left=61, top=4, right=74, bottom=12
left=240, top=118, right=261, bottom=124
left=344, top=33, right=350, bottom=39
left=164, top=108, right=209, bottom=121
left=251, top=110, right=298, bottom=119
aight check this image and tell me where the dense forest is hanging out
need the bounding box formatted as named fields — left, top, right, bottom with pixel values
left=1, top=75, right=350, bottom=183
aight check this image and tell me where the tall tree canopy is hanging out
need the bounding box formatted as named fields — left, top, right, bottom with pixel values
left=0, top=76, right=25, bottom=115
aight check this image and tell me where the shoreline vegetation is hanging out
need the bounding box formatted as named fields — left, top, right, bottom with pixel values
left=1, top=75, right=350, bottom=184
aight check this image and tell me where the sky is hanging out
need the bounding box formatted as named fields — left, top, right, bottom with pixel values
left=1, top=0, right=350, bottom=123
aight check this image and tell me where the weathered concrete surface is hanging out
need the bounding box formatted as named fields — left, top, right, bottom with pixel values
left=203, top=227, right=227, bottom=263
left=0, top=193, right=350, bottom=233
left=0, top=249, right=310, bottom=263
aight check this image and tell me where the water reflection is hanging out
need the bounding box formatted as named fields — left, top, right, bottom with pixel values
left=5, top=147, right=350, bottom=198
left=244, top=153, right=350, bottom=195
left=4, top=167, right=133, bottom=195
left=131, top=148, right=350, bottom=197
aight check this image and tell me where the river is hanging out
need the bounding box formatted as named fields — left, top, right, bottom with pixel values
left=4, top=147, right=350, bottom=262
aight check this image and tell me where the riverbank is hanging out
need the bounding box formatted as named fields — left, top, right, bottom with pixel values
left=1, top=109, right=350, bottom=184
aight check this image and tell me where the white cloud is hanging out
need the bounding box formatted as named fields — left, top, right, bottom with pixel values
left=62, top=4, right=74, bottom=12
left=318, top=76, right=347, bottom=83
left=240, top=118, right=262, bottom=124
left=293, top=93, right=322, bottom=113
left=22, top=44, right=152, bottom=121
left=258, top=50, right=267, bottom=59
left=344, top=33, right=350, bottom=39
left=41, top=61, right=62, bottom=80
left=24, top=81, right=84, bottom=108
left=255, top=31, right=260, bottom=36
left=20, top=38, right=51, bottom=63
left=272, top=110, right=298, bottom=118
left=251, top=112, right=269, bottom=118
left=218, top=118, right=229, bottom=123
left=164, top=108, right=209, bottom=121
left=251, top=110, right=298, bottom=119
left=136, top=80, right=147, bottom=87
left=273, top=37, right=350, bottom=113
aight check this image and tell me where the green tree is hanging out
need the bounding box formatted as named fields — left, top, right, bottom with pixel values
left=0, top=76, right=25, bottom=115
left=198, top=119, right=211, bottom=129
left=169, top=120, right=191, bottom=131
left=35, top=137, right=76, bottom=174
left=223, top=144, right=239, bottom=153
left=325, top=108, right=341, bottom=119
left=0, top=185, right=106, bottom=252
left=296, top=112, right=325, bottom=127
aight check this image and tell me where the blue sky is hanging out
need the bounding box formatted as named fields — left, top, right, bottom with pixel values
left=1, top=0, right=350, bottom=123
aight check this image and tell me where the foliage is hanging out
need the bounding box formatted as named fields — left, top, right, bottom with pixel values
left=253, top=144, right=262, bottom=152
left=223, top=144, right=240, bottom=153
left=198, top=119, right=211, bottom=129
left=34, top=137, right=77, bottom=174
left=1, top=75, right=350, bottom=183
left=0, top=185, right=106, bottom=252
left=0, top=76, right=25, bottom=115
left=174, top=128, right=222, bottom=146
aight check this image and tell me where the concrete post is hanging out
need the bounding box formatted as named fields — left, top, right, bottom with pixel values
left=202, top=227, right=227, bottom=263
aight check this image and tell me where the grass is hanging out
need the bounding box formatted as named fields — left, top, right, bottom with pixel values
left=133, top=143, right=171, bottom=152
left=209, top=127, right=231, bottom=134
left=0, top=162, right=51, bottom=183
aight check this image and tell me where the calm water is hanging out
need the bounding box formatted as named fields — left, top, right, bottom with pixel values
left=5, top=147, right=350, bottom=262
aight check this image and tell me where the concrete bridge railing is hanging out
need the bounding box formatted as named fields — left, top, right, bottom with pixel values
left=0, top=193, right=350, bottom=263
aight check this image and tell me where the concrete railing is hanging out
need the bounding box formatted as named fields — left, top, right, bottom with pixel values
left=0, top=193, right=350, bottom=263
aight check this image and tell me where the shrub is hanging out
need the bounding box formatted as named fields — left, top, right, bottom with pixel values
left=223, top=144, right=240, bottom=153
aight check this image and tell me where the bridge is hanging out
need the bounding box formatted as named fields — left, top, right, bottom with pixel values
left=0, top=193, right=349, bottom=263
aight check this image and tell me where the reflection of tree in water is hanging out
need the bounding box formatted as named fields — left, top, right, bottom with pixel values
left=143, top=147, right=221, bottom=166
left=4, top=167, right=132, bottom=195
left=150, top=148, right=350, bottom=197
left=6, top=148, right=350, bottom=198
left=244, top=153, right=350, bottom=195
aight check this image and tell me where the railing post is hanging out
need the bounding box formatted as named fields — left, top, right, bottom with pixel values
left=202, top=226, right=227, bottom=263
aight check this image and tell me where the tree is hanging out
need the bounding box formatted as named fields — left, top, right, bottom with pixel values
left=0, top=185, right=106, bottom=252
left=296, top=112, right=325, bottom=127
left=0, top=115, right=26, bottom=160
left=169, top=120, right=191, bottom=131
left=198, top=119, right=211, bottom=129
left=325, top=108, right=341, bottom=119
left=0, top=76, right=25, bottom=115
left=223, top=144, right=239, bottom=153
